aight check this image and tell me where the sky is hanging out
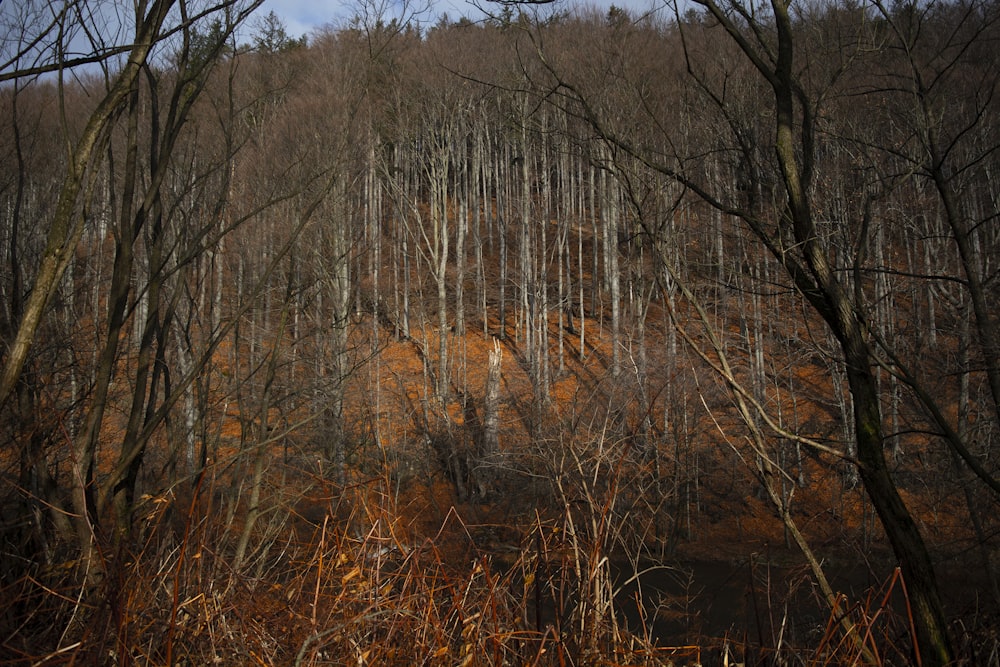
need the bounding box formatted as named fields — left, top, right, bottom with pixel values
left=259, top=0, right=670, bottom=41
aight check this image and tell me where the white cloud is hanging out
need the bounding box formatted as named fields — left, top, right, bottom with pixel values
left=258, top=0, right=347, bottom=39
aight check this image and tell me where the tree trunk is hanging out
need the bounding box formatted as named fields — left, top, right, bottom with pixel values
left=0, top=0, right=176, bottom=407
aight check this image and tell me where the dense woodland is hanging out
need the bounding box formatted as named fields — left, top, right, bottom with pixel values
left=1, top=0, right=999, bottom=664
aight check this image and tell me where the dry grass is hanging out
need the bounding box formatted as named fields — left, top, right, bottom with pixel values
left=3, top=311, right=997, bottom=665
left=1, top=479, right=688, bottom=666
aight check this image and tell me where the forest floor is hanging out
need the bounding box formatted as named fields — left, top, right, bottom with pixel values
left=259, top=310, right=998, bottom=664
left=4, top=311, right=996, bottom=666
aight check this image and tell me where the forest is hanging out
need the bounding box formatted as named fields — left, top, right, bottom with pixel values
left=1, top=0, right=998, bottom=664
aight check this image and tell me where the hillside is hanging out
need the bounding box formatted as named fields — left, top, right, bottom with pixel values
left=1, top=1, right=998, bottom=664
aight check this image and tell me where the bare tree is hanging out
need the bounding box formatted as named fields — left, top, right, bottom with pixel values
left=0, top=0, right=181, bottom=406
left=498, top=0, right=1000, bottom=660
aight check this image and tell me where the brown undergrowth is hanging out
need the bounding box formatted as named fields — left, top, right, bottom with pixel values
left=2, top=312, right=997, bottom=665
left=1, top=474, right=697, bottom=665
left=2, top=463, right=996, bottom=665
